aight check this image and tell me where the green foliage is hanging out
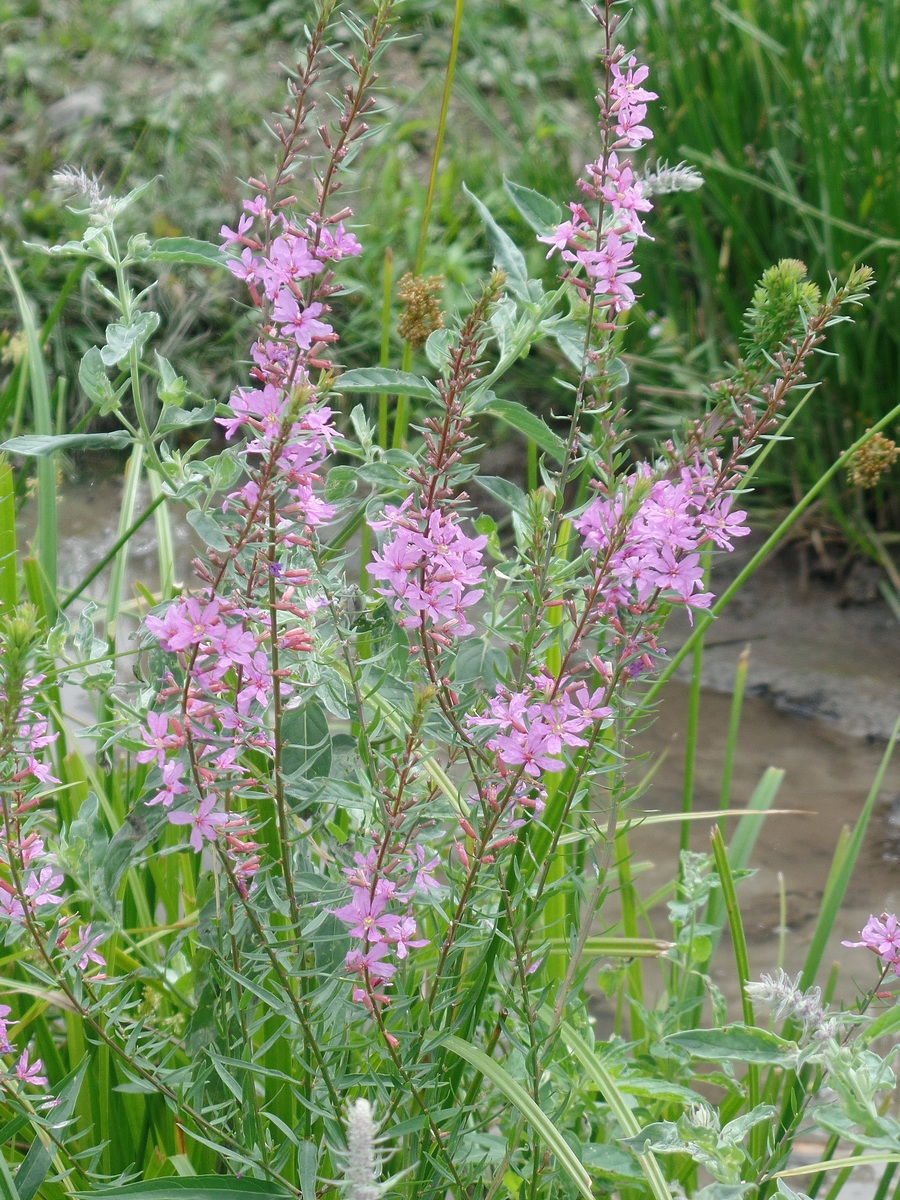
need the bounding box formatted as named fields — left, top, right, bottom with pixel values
left=0, top=6, right=895, bottom=1200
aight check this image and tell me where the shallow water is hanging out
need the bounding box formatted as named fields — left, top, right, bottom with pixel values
left=624, top=678, right=900, bottom=1003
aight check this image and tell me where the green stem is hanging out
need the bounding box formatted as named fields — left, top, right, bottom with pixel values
left=414, top=0, right=465, bottom=276
left=719, top=646, right=750, bottom=832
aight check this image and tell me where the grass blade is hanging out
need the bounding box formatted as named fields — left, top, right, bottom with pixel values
left=444, top=1034, right=594, bottom=1200
left=0, top=455, right=16, bottom=613
left=0, top=246, right=57, bottom=618
left=800, top=713, right=900, bottom=991
left=558, top=1022, right=670, bottom=1200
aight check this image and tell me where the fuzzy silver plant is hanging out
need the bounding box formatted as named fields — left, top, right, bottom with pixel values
left=340, top=1099, right=385, bottom=1200
left=745, top=969, right=839, bottom=1041
left=642, top=159, right=705, bottom=196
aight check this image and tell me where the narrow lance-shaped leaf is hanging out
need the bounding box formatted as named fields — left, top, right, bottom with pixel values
left=338, top=368, right=438, bottom=400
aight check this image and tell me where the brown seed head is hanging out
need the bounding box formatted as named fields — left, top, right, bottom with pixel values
left=847, top=430, right=900, bottom=488
left=397, top=273, right=445, bottom=349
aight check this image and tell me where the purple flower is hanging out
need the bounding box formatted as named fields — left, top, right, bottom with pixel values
left=314, top=221, right=362, bottom=261
left=137, top=710, right=183, bottom=767
left=72, top=924, right=106, bottom=971
left=257, top=234, right=323, bottom=300
left=332, top=888, right=391, bottom=942
left=843, top=913, right=900, bottom=973
left=147, top=760, right=190, bottom=809
left=14, top=1049, right=47, bottom=1087
left=168, top=795, right=228, bottom=853
left=145, top=597, right=224, bottom=654
left=380, top=913, right=428, bottom=959
left=0, top=1004, right=13, bottom=1053
left=345, top=941, right=397, bottom=986
left=24, top=867, right=64, bottom=908
left=272, top=293, right=333, bottom=350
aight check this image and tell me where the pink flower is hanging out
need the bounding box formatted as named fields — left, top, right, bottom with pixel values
left=72, top=924, right=106, bottom=971
left=146, top=597, right=224, bottom=654
left=24, top=867, right=64, bottom=908
left=257, top=234, right=322, bottom=300
left=844, top=913, right=900, bottom=973
left=168, top=795, right=228, bottom=853
left=345, top=941, right=397, bottom=986
left=14, top=1049, right=47, bottom=1087
left=313, top=221, right=362, bottom=261
left=0, top=1004, right=13, bottom=1053
left=147, top=760, right=190, bottom=808
left=609, top=55, right=658, bottom=147
left=381, top=914, right=428, bottom=959
left=332, top=889, right=391, bottom=942
left=220, top=214, right=253, bottom=245
left=137, top=710, right=183, bottom=767
left=272, top=294, right=333, bottom=349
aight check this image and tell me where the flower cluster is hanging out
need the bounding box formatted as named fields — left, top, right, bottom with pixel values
left=220, top=197, right=357, bottom=528
left=332, top=848, right=439, bottom=1006
left=575, top=464, right=749, bottom=618
left=538, top=53, right=657, bottom=312
left=0, top=656, right=64, bottom=931
left=140, top=197, right=361, bottom=862
left=843, top=913, right=900, bottom=975
left=368, top=501, right=487, bottom=638
left=0, top=615, right=96, bottom=1101
left=468, top=675, right=612, bottom=806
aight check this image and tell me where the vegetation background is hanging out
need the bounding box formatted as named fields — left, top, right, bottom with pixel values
left=0, top=0, right=898, bottom=553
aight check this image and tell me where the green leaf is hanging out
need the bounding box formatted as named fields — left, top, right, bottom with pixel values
left=149, top=238, right=230, bottom=267
left=665, top=1026, right=797, bottom=1066
left=425, top=327, right=455, bottom=372
left=158, top=402, right=216, bottom=433
left=78, top=345, right=120, bottom=413
left=862, top=1002, right=900, bottom=1045
left=476, top=398, right=566, bottom=462
left=444, top=1035, right=594, bottom=1200
left=0, top=1146, right=18, bottom=1200
left=104, top=804, right=171, bottom=901
left=282, top=702, right=332, bottom=780
left=100, top=311, right=160, bottom=366
left=0, top=457, right=16, bottom=613
left=452, top=638, right=508, bottom=690
left=463, top=185, right=539, bottom=303
left=324, top=465, right=358, bottom=502
left=503, top=178, right=563, bottom=237
left=156, top=353, right=188, bottom=406
left=338, top=368, right=437, bottom=400
left=475, top=474, right=530, bottom=515
left=298, top=1143, right=318, bottom=1200
left=76, top=1180, right=292, bottom=1200
left=581, top=1144, right=644, bottom=1182
left=1, top=432, right=131, bottom=457
left=185, top=509, right=232, bottom=553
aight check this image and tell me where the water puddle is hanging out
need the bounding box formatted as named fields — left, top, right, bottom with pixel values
left=624, top=679, right=900, bottom=998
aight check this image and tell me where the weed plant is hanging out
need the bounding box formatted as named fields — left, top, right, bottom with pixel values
left=0, top=4, right=898, bottom=1200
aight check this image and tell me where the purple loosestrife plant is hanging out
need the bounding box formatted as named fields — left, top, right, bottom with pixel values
left=0, top=1, right=890, bottom=1196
